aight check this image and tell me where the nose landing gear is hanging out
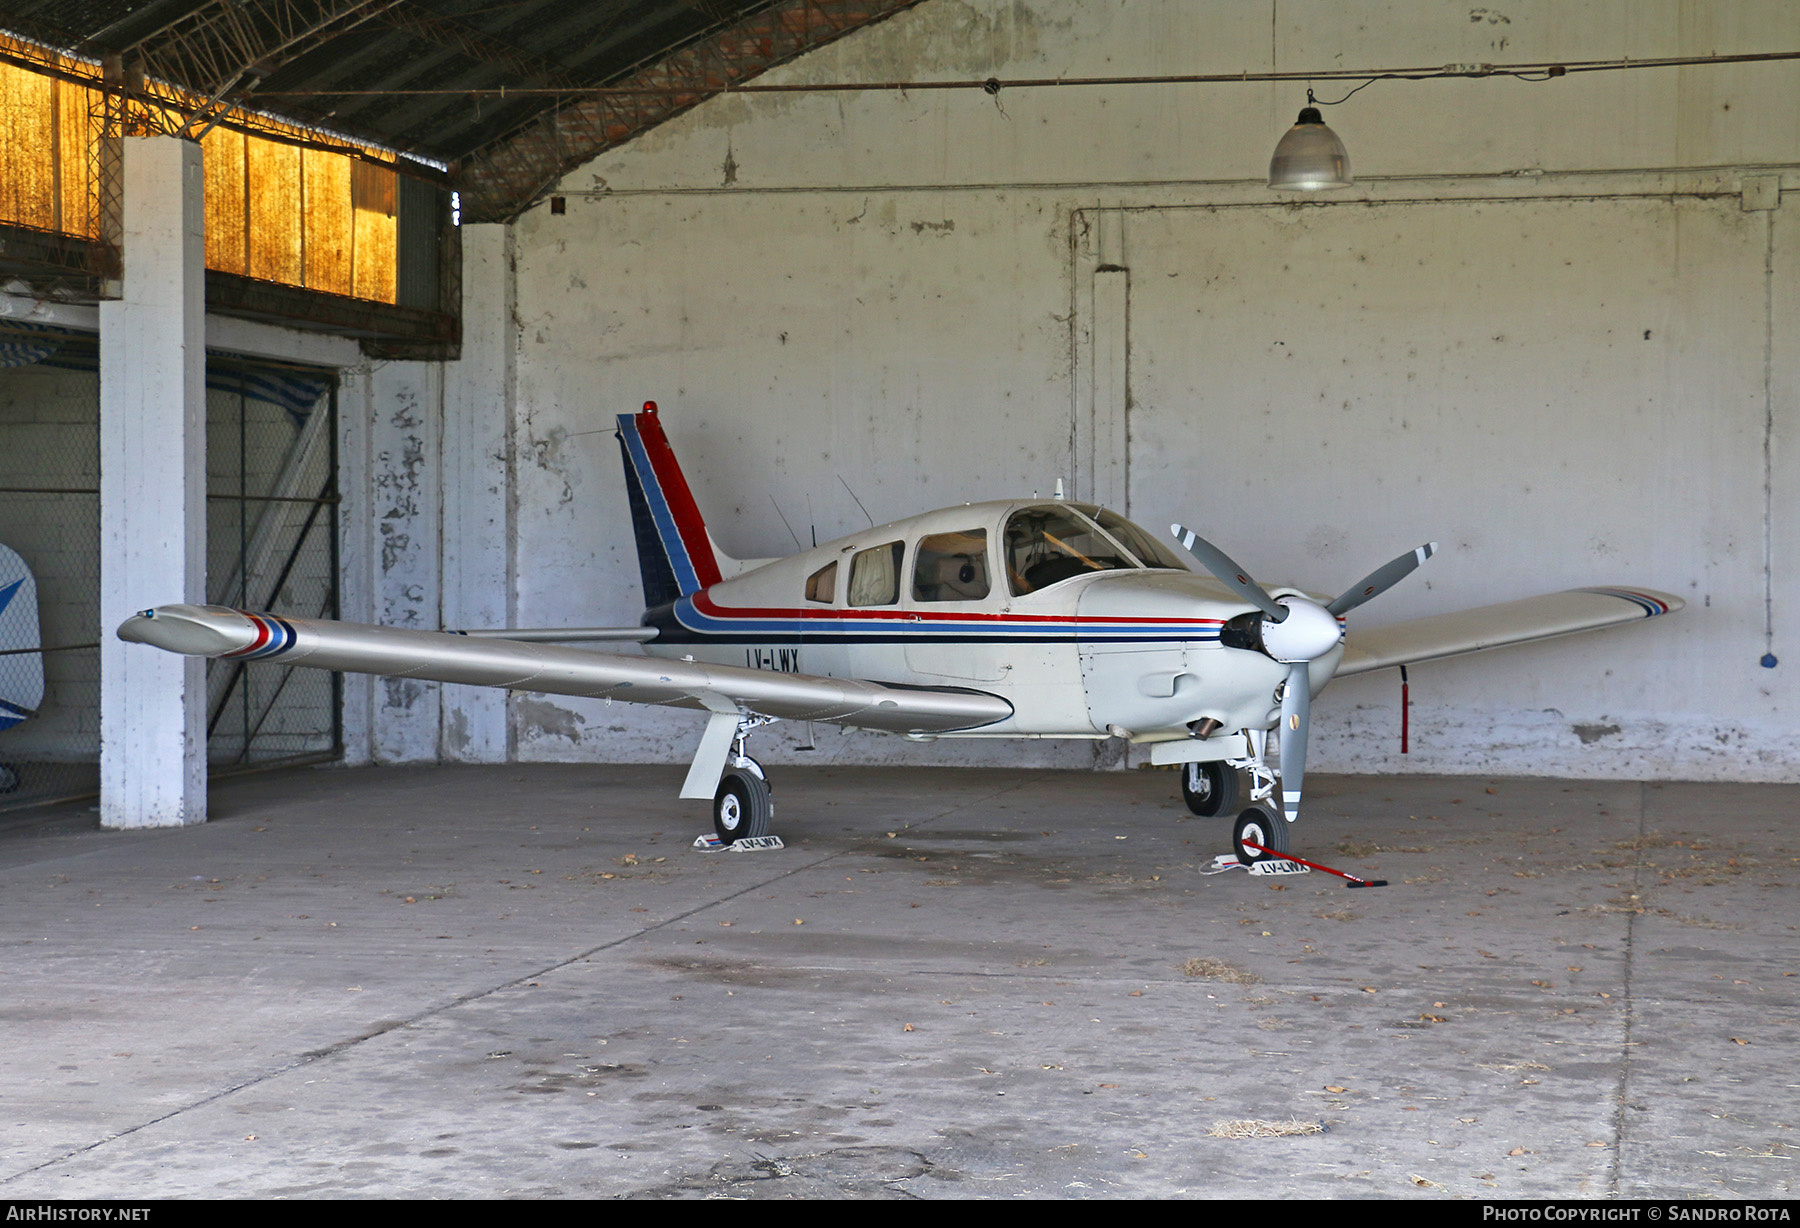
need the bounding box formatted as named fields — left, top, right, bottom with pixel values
left=1232, top=806, right=1287, bottom=865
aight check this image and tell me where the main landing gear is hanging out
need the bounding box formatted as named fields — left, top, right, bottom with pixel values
left=712, top=718, right=774, bottom=844
left=1180, top=760, right=1240, bottom=817
left=714, top=758, right=772, bottom=842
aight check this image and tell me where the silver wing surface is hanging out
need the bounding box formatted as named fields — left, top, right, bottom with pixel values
left=119, top=604, right=1011, bottom=734
left=1336, top=587, right=1683, bottom=677
left=455, top=626, right=658, bottom=642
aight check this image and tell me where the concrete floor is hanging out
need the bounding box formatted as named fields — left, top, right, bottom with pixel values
left=0, top=762, right=1793, bottom=1199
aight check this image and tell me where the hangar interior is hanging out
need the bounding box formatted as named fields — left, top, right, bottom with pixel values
left=0, top=0, right=1792, bottom=822
left=0, top=0, right=1796, bottom=1201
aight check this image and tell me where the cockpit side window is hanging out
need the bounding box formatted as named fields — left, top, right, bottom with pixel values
left=847, top=541, right=905, bottom=607
left=805, top=560, right=838, bottom=604
left=1004, top=507, right=1136, bottom=595
left=912, top=529, right=990, bottom=602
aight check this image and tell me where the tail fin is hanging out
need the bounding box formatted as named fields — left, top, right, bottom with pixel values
left=616, top=402, right=723, bottom=607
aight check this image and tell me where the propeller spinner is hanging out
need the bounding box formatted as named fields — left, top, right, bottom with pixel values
left=1171, top=525, right=1436, bottom=831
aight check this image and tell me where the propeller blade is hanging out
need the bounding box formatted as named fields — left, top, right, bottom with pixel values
left=1170, top=524, right=1286, bottom=621
left=1279, top=660, right=1310, bottom=825
left=1327, top=542, right=1439, bottom=617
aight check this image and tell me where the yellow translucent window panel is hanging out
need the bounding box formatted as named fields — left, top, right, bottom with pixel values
left=244, top=137, right=303, bottom=286
left=53, top=79, right=96, bottom=238
left=351, top=203, right=397, bottom=304
left=201, top=127, right=247, bottom=277
left=0, top=41, right=100, bottom=240
left=240, top=132, right=396, bottom=302
left=301, top=148, right=353, bottom=298
left=0, top=58, right=59, bottom=233
left=351, top=161, right=397, bottom=304
left=0, top=44, right=403, bottom=305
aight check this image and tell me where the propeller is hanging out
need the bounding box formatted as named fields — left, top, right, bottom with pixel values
left=1170, top=525, right=1286, bottom=621
left=1171, top=525, right=1437, bottom=826
left=1328, top=542, right=1437, bottom=616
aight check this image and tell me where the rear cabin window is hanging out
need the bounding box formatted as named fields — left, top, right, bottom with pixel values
left=847, top=541, right=905, bottom=607
left=805, top=561, right=837, bottom=604
left=912, top=529, right=990, bottom=602
left=1004, top=506, right=1137, bottom=595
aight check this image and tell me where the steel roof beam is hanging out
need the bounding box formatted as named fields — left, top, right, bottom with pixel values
left=117, top=0, right=403, bottom=138
left=359, top=1, right=744, bottom=160
left=456, top=0, right=926, bottom=223
left=253, top=1, right=688, bottom=163
left=375, top=4, right=594, bottom=90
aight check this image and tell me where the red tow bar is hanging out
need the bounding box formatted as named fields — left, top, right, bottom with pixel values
left=1242, top=841, right=1388, bottom=889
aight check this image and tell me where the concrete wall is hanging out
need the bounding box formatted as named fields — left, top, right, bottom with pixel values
left=337, top=227, right=516, bottom=768
left=337, top=359, right=443, bottom=765
left=373, top=0, right=1800, bottom=781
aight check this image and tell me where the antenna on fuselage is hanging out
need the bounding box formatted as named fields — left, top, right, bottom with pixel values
left=838, top=475, right=875, bottom=528
left=769, top=495, right=804, bottom=551
left=807, top=495, right=817, bottom=547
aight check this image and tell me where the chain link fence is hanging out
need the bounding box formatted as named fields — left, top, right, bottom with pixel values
left=0, top=324, right=340, bottom=810
left=203, top=361, right=340, bottom=768
left=0, top=329, right=99, bottom=807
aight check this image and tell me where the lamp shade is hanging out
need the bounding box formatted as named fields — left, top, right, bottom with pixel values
left=1268, top=106, right=1353, bottom=190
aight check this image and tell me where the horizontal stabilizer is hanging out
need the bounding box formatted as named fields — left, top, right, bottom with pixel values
left=119, top=605, right=1010, bottom=735
left=1337, top=587, right=1683, bottom=677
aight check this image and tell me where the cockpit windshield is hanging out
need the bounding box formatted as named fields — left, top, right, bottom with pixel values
left=1003, top=505, right=1189, bottom=595
left=1089, top=508, right=1189, bottom=571
left=1001, top=507, right=1114, bottom=594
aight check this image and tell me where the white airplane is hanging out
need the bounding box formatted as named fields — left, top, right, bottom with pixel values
left=120, top=401, right=1682, bottom=864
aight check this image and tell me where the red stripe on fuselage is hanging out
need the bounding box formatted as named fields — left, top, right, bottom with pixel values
left=633, top=409, right=721, bottom=589
left=689, top=589, right=1223, bottom=627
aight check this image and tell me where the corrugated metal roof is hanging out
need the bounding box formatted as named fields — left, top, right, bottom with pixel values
left=0, top=2, right=768, bottom=157
left=0, top=1, right=861, bottom=219
left=0, top=1, right=928, bottom=220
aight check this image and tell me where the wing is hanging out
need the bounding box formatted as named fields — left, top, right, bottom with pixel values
left=118, top=604, right=1011, bottom=734
left=1336, top=587, right=1683, bottom=677
left=456, top=626, right=658, bottom=643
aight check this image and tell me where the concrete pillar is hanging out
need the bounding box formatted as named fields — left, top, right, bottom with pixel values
left=1075, top=208, right=1129, bottom=511
left=335, top=364, right=376, bottom=765
left=440, top=223, right=515, bottom=762
left=98, top=137, right=207, bottom=828
left=369, top=360, right=442, bottom=763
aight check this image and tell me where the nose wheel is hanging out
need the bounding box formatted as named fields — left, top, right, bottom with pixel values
left=1232, top=806, right=1288, bottom=865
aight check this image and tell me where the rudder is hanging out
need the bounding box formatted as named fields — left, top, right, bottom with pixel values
left=615, top=401, right=723, bottom=607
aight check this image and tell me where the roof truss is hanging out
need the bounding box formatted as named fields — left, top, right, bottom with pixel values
left=458, top=0, right=927, bottom=222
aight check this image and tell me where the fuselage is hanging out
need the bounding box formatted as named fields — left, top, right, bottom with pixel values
left=640, top=499, right=1344, bottom=740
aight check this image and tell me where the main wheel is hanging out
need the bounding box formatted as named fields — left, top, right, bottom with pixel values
left=714, top=768, right=773, bottom=844
left=1233, top=807, right=1289, bottom=865
left=1180, top=760, right=1239, bottom=817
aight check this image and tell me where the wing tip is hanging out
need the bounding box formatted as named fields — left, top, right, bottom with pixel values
left=1578, top=587, right=1685, bottom=617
